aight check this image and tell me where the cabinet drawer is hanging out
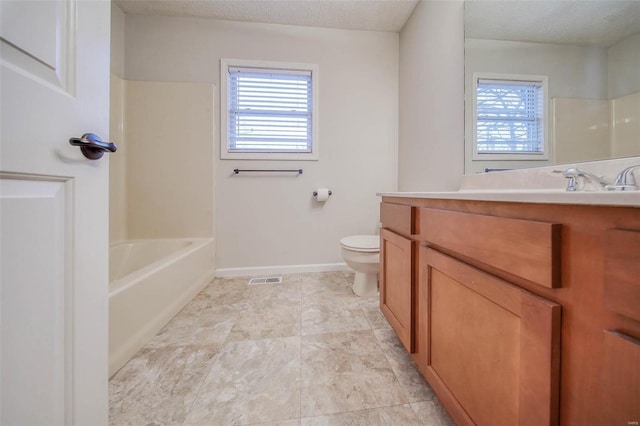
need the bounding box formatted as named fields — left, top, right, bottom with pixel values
left=380, top=202, right=414, bottom=236
left=604, top=229, right=640, bottom=322
left=420, top=208, right=561, bottom=288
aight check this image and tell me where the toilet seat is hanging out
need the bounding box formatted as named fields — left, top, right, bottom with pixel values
left=340, top=235, right=379, bottom=253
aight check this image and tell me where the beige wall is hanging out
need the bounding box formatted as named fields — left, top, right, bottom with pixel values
left=125, top=81, right=215, bottom=239
left=608, top=33, right=640, bottom=99
left=398, top=1, right=465, bottom=191
left=110, top=3, right=125, bottom=78
left=465, top=39, right=608, bottom=100
left=123, top=15, right=398, bottom=270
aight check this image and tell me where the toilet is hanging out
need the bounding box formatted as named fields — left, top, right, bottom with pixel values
left=340, top=235, right=380, bottom=297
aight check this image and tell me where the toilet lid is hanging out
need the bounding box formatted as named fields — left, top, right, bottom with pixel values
left=340, top=235, right=380, bottom=252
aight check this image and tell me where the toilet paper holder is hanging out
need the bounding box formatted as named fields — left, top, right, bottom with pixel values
left=313, top=190, right=332, bottom=197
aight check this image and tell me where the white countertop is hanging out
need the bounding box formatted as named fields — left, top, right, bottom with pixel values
left=380, top=157, right=640, bottom=207
left=378, top=189, right=640, bottom=207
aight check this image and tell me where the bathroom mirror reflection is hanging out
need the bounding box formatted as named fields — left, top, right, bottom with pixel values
left=464, top=0, right=640, bottom=174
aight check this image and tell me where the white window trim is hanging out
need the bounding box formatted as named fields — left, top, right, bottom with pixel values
left=472, top=72, right=550, bottom=161
left=220, top=58, right=320, bottom=161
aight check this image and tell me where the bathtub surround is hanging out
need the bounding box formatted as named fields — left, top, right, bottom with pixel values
left=109, top=271, right=454, bottom=425
left=109, top=78, right=215, bottom=240
left=122, top=14, right=399, bottom=271
left=108, top=238, right=215, bottom=376
left=552, top=92, right=640, bottom=163
left=109, top=74, right=127, bottom=242
left=108, top=47, right=217, bottom=373
left=125, top=81, right=215, bottom=239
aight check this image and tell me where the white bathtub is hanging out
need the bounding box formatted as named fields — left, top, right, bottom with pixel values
left=109, top=238, right=215, bottom=377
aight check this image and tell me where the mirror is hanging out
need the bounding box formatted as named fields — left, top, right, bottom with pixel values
left=464, top=0, right=640, bottom=173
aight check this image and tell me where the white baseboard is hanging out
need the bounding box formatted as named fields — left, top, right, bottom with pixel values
left=215, top=262, right=350, bottom=277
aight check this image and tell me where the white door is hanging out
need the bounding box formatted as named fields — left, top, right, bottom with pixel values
left=1, top=1, right=111, bottom=424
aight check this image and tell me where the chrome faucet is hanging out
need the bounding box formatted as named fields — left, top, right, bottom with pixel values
left=606, top=165, right=640, bottom=191
left=561, top=168, right=611, bottom=192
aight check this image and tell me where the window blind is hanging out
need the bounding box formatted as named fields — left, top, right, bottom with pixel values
left=476, top=79, right=544, bottom=154
left=228, top=67, right=312, bottom=153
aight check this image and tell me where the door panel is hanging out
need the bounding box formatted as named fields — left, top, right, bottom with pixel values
left=1, top=177, right=70, bottom=424
left=1, top=0, right=111, bottom=424
left=0, top=0, right=75, bottom=92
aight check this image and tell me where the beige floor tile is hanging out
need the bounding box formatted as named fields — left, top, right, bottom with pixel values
left=410, top=400, right=456, bottom=426
left=167, top=295, right=241, bottom=329
left=301, top=404, right=422, bottom=425
left=244, top=281, right=302, bottom=309
left=301, top=273, right=360, bottom=309
left=110, top=272, right=447, bottom=426
left=199, top=278, right=250, bottom=309
left=358, top=297, right=392, bottom=330
left=109, top=344, right=218, bottom=426
left=301, top=331, right=408, bottom=417
left=184, top=336, right=301, bottom=425
left=146, top=321, right=234, bottom=349
left=301, top=302, right=371, bottom=335
left=227, top=304, right=301, bottom=342
left=248, top=420, right=302, bottom=426
left=373, top=328, right=435, bottom=403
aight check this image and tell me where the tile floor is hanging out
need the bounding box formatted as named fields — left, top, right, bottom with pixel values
left=109, top=271, right=455, bottom=425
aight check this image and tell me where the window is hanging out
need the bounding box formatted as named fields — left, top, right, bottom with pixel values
left=473, top=73, right=548, bottom=160
left=221, top=59, right=319, bottom=160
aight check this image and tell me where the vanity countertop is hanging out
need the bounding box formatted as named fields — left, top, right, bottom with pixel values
left=378, top=189, right=640, bottom=207
left=381, top=157, right=640, bottom=207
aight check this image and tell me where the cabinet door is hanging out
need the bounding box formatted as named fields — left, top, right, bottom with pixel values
left=380, top=228, right=413, bottom=351
left=423, top=248, right=561, bottom=426
left=600, top=330, right=640, bottom=424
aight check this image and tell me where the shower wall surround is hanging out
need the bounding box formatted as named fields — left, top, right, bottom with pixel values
left=553, top=92, right=640, bottom=163
left=109, top=75, right=127, bottom=242
left=125, top=81, right=215, bottom=239
left=108, top=78, right=215, bottom=241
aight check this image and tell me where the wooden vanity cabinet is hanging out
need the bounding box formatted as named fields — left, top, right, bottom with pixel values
left=380, top=197, right=640, bottom=426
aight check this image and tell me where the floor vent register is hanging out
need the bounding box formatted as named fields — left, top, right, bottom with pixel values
left=248, top=276, right=283, bottom=285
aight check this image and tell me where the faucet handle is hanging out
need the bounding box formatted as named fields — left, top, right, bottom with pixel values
left=560, top=168, right=585, bottom=191
left=608, top=165, right=640, bottom=191
left=560, top=167, right=611, bottom=192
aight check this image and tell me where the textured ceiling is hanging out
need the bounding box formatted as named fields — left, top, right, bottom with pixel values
left=115, top=0, right=640, bottom=44
left=465, top=0, right=640, bottom=47
left=114, top=0, right=420, bottom=32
